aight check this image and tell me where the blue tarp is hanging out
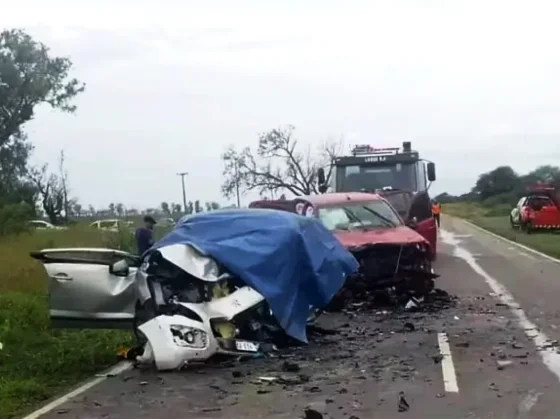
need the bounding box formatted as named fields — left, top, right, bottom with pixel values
left=149, top=209, right=359, bottom=343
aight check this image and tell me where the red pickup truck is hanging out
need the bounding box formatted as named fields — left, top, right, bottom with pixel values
left=249, top=192, right=436, bottom=299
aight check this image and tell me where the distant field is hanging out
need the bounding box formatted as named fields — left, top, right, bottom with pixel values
left=0, top=224, right=170, bottom=419
left=444, top=202, right=560, bottom=259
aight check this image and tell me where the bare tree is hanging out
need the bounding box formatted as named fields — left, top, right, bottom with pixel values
left=58, top=150, right=70, bottom=218
left=221, top=125, right=341, bottom=199
left=28, top=151, right=78, bottom=224
left=28, top=165, right=65, bottom=225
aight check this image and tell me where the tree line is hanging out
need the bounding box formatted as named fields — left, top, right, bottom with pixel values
left=60, top=200, right=222, bottom=219
left=0, top=29, right=226, bottom=235
left=435, top=165, right=560, bottom=207
left=0, top=29, right=85, bottom=235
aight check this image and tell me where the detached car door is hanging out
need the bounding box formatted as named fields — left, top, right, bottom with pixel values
left=30, top=248, right=141, bottom=329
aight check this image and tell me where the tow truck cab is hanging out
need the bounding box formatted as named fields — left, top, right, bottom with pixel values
left=317, top=142, right=438, bottom=259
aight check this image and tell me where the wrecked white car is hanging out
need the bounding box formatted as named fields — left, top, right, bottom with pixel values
left=31, top=209, right=358, bottom=371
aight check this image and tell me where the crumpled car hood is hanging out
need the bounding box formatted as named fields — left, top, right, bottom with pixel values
left=334, top=226, right=427, bottom=248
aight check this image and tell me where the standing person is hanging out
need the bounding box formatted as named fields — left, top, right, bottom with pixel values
left=431, top=200, right=441, bottom=228
left=135, top=215, right=157, bottom=255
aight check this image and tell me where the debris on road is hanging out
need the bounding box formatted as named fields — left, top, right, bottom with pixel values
left=398, top=391, right=410, bottom=412
left=282, top=361, right=301, bottom=372
left=497, top=360, right=514, bottom=370
left=304, top=408, right=323, bottom=419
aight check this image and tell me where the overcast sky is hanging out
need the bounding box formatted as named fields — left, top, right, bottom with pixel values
left=3, top=0, right=560, bottom=209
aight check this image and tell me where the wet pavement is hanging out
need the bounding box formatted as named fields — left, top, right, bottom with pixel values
left=35, top=217, right=560, bottom=418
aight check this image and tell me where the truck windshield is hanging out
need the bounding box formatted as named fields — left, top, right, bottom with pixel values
left=335, top=163, right=418, bottom=192
left=318, top=201, right=402, bottom=231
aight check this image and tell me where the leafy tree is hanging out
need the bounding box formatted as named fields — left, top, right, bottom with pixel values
left=194, top=200, right=202, bottom=213
left=108, top=203, right=115, bottom=215
left=161, top=202, right=170, bottom=215
left=221, top=125, right=340, bottom=199
left=187, top=201, right=194, bottom=214
left=115, top=203, right=124, bottom=217
left=472, top=166, right=519, bottom=200
left=205, top=202, right=212, bottom=211
left=0, top=29, right=84, bottom=209
left=210, top=202, right=220, bottom=210
left=520, top=165, right=560, bottom=191
left=0, top=202, right=34, bottom=236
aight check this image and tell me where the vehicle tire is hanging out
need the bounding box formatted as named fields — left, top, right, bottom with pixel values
left=521, top=221, right=533, bottom=234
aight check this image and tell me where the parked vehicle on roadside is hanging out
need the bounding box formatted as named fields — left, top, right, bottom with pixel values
left=27, top=220, right=67, bottom=230
left=89, top=219, right=134, bottom=232
left=510, top=185, right=560, bottom=233
left=31, top=209, right=357, bottom=371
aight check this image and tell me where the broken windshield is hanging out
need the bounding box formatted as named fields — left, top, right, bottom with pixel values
left=318, top=201, right=403, bottom=231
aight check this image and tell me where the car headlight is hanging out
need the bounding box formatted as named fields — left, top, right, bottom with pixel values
left=170, top=325, right=207, bottom=348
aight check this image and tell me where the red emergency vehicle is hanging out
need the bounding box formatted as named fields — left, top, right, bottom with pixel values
left=517, top=185, right=560, bottom=233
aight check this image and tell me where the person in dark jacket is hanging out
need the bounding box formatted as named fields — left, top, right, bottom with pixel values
left=135, top=215, right=156, bottom=255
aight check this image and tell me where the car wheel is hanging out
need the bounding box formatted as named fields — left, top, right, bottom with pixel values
left=521, top=221, right=533, bottom=234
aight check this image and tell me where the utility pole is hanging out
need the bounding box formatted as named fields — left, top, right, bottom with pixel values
left=177, top=172, right=188, bottom=213
left=233, top=161, right=241, bottom=208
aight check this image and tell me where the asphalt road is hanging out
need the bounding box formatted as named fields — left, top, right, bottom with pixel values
left=32, top=216, right=560, bottom=419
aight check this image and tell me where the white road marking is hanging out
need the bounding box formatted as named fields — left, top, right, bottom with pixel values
left=440, top=229, right=560, bottom=384
left=516, top=390, right=542, bottom=418
left=516, top=251, right=537, bottom=260
left=437, top=332, right=459, bottom=393
left=456, top=218, right=560, bottom=264
left=22, top=361, right=132, bottom=419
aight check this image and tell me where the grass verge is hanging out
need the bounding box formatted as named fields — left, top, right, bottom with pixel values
left=444, top=202, right=560, bottom=259
left=0, top=226, right=158, bottom=419
left=0, top=294, right=131, bottom=419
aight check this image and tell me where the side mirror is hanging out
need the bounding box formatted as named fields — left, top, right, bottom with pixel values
left=110, top=259, right=129, bottom=276
left=427, top=162, right=436, bottom=182
left=406, top=216, right=418, bottom=229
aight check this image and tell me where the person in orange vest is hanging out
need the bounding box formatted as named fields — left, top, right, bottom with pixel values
left=432, top=200, right=441, bottom=227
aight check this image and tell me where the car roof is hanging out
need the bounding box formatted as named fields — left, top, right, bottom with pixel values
left=301, top=192, right=382, bottom=206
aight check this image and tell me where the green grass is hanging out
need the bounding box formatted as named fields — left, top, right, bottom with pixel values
left=444, top=202, right=560, bottom=259
left=0, top=225, right=171, bottom=419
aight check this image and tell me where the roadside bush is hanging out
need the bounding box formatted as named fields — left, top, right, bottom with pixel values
left=483, top=203, right=512, bottom=217
left=481, top=192, right=518, bottom=208
left=0, top=203, right=34, bottom=237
